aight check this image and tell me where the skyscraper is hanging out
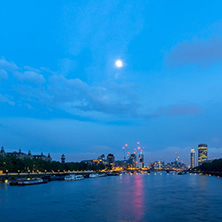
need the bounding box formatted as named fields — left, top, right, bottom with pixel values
left=107, top=153, right=115, bottom=167
left=128, top=154, right=137, bottom=168
left=198, top=144, right=207, bottom=166
left=138, top=152, right=144, bottom=168
left=190, top=149, right=195, bottom=168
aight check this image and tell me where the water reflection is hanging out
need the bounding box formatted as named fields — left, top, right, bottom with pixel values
left=132, top=174, right=144, bottom=221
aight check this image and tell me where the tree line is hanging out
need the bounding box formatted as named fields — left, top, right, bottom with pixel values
left=195, top=159, right=222, bottom=173
left=0, top=155, right=105, bottom=172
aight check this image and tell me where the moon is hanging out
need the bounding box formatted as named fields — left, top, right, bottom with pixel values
left=115, top=60, right=123, bottom=68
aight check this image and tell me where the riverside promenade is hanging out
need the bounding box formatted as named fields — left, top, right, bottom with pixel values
left=0, top=170, right=94, bottom=182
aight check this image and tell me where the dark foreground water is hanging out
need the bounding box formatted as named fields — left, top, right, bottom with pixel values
left=0, top=173, right=222, bottom=222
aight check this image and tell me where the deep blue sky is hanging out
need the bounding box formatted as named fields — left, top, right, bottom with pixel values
left=1, top=1, right=222, bottom=165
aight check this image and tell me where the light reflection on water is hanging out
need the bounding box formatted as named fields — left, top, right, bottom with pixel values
left=0, top=173, right=222, bottom=222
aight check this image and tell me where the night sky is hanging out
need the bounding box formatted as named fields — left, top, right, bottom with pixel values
left=1, top=1, right=222, bottom=165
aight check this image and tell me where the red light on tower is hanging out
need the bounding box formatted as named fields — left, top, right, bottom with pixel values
left=138, top=147, right=140, bottom=149
left=125, top=144, right=128, bottom=147
left=137, top=142, right=140, bottom=144
left=122, top=147, right=125, bottom=149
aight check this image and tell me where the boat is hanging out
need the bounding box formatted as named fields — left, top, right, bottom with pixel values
left=98, top=173, right=106, bottom=177
left=64, top=174, right=84, bottom=181
left=75, top=175, right=84, bottom=180
left=17, top=178, right=47, bottom=186
left=177, top=171, right=186, bottom=175
left=8, top=179, right=22, bottom=186
left=89, top=173, right=99, bottom=178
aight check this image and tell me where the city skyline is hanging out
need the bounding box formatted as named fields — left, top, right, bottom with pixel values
left=0, top=142, right=216, bottom=167
left=1, top=1, right=222, bottom=163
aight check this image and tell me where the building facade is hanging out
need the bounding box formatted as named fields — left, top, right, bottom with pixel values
left=107, top=153, right=115, bottom=167
left=150, top=161, right=164, bottom=170
left=190, top=149, right=196, bottom=168
left=0, top=147, right=52, bottom=161
left=198, top=144, right=207, bottom=166
left=128, top=154, right=137, bottom=168
left=138, top=153, right=144, bottom=168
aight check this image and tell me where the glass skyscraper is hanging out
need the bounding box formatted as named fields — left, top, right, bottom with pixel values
left=198, top=144, right=207, bottom=166
left=190, top=149, right=195, bottom=168
left=138, top=153, right=144, bottom=168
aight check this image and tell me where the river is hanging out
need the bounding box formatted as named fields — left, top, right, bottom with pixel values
left=0, top=173, right=222, bottom=222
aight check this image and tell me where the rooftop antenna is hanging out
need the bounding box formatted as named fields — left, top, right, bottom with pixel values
left=175, top=152, right=179, bottom=162
left=123, top=144, right=128, bottom=160
left=122, top=146, right=126, bottom=160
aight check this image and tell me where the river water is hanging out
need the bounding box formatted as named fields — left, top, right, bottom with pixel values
left=0, top=173, right=222, bottom=222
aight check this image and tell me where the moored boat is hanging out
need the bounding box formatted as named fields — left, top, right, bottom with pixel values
left=89, top=173, right=99, bottom=178
left=98, top=173, right=106, bottom=177
left=17, top=178, right=47, bottom=186
left=64, top=174, right=84, bottom=181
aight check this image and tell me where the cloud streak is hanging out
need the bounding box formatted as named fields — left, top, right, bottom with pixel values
left=166, top=36, right=222, bottom=67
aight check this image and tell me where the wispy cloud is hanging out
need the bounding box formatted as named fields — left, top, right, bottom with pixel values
left=0, top=57, right=18, bottom=71
left=0, top=58, right=139, bottom=120
left=0, top=94, right=15, bottom=106
left=166, top=36, right=222, bottom=67
left=14, top=71, right=46, bottom=85
left=0, top=58, right=204, bottom=121
left=154, top=104, right=203, bottom=116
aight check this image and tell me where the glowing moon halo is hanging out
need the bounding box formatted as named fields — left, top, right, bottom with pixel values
left=115, top=59, right=123, bottom=68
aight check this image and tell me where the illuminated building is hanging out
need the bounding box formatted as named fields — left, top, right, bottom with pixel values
left=150, top=161, right=164, bottom=170
left=190, top=149, right=196, bottom=168
left=128, top=154, right=137, bottom=168
left=198, top=144, right=207, bottom=166
left=107, top=153, right=115, bottom=167
left=82, top=154, right=109, bottom=166
left=164, top=160, right=187, bottom=170
left=97, top=154, right=105, bottom=164
left=138, top=152, right=144, bottom=168
left=115, top=160, right=128, bottom=169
